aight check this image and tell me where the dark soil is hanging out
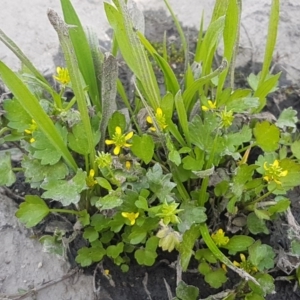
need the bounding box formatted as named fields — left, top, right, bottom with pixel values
left=2, top=8, right=300, bottom=300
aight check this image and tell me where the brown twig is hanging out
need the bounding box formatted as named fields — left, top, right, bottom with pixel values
left=2, top=268, right=79, bottom=300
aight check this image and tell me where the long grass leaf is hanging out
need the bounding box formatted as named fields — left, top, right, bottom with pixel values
left=138, top=32, right=180, bottom=95
left=105, top=1, right=160, bottom=109
left=60, top=0, right=101, bottom=111
left=216, top=0, right=239, bottom=99
left=259, top=0, right=280, bottom=85
left=0, top=29, right=51, bottom=86
left=48, top=9, right=95, bottom=168
left=163, top=0, right=187, bottom=56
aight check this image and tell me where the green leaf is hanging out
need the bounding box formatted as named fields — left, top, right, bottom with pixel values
left=253, top=121, right=279, bottom=152
left=231, top=165, right=257, bottom=197
left=204, top=269, right=228, bottom=289
left=96, top=177, right=112, bottom=191
left=254, top=208, right=271, bottom=221
left=179, top=224, right=201, bottom=271
left=91, top=214, right=110, bottom=231
left=198, top=262, right=212, bottom=275
left=268, top=198, right=290, bottom=215
left=174, top=90, right=190, bottom=145
left=39, top=234, right=64, bottom=256
left=178, top=202, right=207, bottom=233
left=223, top=235, right=255, bottom=255
left=146, top=163, right=176, bottom=202
left=3, top=98, right=32, bottom=132
left=138, top=32, right=180, bottom=95
left=291, top=240, right=300, bottom=256
left=131, top=134, right=154, bottom=164
left=168, top=149, right=181, bottom=166
left=128, top=218, right=159, bottom=244
left=245, top=293, right=265, bottom=300
left=248, top=274, right=275, bottom=296
left=22, top=157, right=68, bottom=186
left=195, top=249, right=217, bottom=264
left=78, top=209, right=90, bottom=226
left=176, top=281, right=199, bottom=300
left=280, top=158, right=300, bottom=190
left=134, top=247, right=157, bottom=266
left=107, top=242, right=124, bottom=259
left=189, top=114, right=219, bottom=152
left=48, top=9, right=96, bottom=169
left=75, top=242, right=106, bottom=267
left=96, top=191, right=123, bottom=211
left=134, top=237, right=158, bottom=266
left=105, top=0, right=160, bottom=109
left=108, top=111, right=126, bottom=137
left=247, top=212, right=269, bottom=235
left=32, top=125, right=68, bottom=165
left=291, top=141, right=300, bottom=160
left=0, top=152, right=16, bottom=186
left=258, top=0, right=279, bottom=85
left=248, top=241, right=275, bottom=271
left=276, top=107, right=298, bottom=129
left=68, top=122, right=99, bottom=155
left=83, top=227, right=99, bottom=242
left=41, top=169, right=87, bottom=206
left=60, top=0, right=100, bottom=110
left=15, top=195, right=50, bottom=228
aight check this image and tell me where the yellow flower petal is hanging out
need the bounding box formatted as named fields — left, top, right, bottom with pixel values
left=105, top=139, right=114, bottom=145
left=125, top=131, right=133, bottom=140
left=114, top=146, right=121, bottom=155
left=156, top=107, right=163, bottom=117
left=115, top=126, right=122, bottom=135
left=146, top=116, right=153, bottom=124
left=201, top=105, right=209, bottom=111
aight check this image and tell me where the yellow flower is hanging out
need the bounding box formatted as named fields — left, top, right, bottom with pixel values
left=53, top=67, right=70, bottom=85
left=156, top=202, right=183, bottom=225
left=146, top=107, right=167, bottom=132
left=217, top=107, right=234, bottom=128
left=105, top=126, right=133, bottom=155
left=86, top=169, right=97, bottom=188
left=202, top=100, right=217, bottom=111
left=122, top=212, right=139, bottom=225
left=125, top=160, right=131, bottom=170
left=233, top=253, right=257, bottom=274
left=24, top=119, right=37, bottom=143
left=263, top=160, right=288, bottom=185
left=211, top=229, right=229, bottom=246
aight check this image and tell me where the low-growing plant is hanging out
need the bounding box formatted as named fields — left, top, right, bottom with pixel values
left=1, top=0, right=300, bottom=298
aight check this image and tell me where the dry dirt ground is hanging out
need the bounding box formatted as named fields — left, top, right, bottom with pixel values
left=0, top=1, right=300, bottom=299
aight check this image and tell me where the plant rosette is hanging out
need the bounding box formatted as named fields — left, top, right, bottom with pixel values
left=1, top=0, right=299, bottom=298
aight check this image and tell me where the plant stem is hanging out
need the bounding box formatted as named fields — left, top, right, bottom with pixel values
left=246, top=187, right=276, bottom=207
left=50, top=208, right=80, bottom=215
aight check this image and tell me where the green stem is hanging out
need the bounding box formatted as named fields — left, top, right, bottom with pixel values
left=198, top=129, right=219, bottom=206
left=245, top=187, right=276, bottom=207
left=50, top=208, right=80, bottom=215
left=12, top=167, right=23, bottom=172
left=0, top=127, right=10, bottom=136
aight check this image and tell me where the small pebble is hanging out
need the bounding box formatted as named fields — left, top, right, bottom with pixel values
left=38, top=262, right=43, bottom=269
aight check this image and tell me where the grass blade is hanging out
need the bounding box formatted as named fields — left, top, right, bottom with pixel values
left=259, top=0, right=280, bottom=85
left=0, top=29, right=52, bottom=86
left=105, top=0, right=160, bottom=109
left=48, top=9, right=96, bottom=169
left=60, top=0, right=101, bottom=112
